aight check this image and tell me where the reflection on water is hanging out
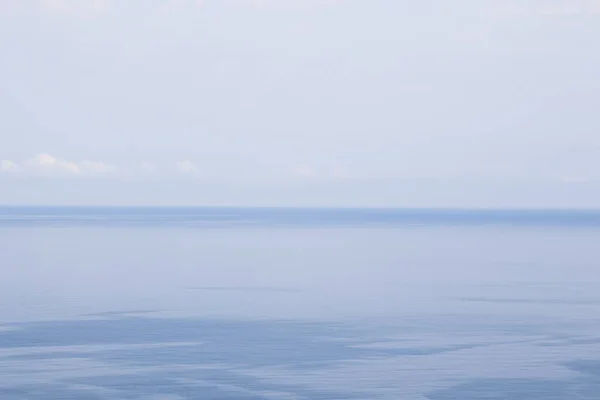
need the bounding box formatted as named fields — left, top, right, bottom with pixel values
left=1, top=208, right=600, bottom=399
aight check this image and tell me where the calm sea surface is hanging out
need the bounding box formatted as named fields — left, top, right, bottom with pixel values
left=1, top=207, right=600, bottom=399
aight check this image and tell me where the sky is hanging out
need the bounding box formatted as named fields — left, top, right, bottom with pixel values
left=1, top=0, right=599, bottom=207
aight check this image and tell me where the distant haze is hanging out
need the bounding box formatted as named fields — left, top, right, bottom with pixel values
left=1, top=0, right=599, bottom=207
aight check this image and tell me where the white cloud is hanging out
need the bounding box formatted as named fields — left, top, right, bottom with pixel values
left=1, top=154, right=118, bottom=177
left=0, top=160, right=20, bottom=173
left=1, top=154, right=210, bottom=179
left=175, top=160, right=199, bottom=174
left=79, top=160, right=118, bottom=175
left=25, top=154, right=80, bottom=175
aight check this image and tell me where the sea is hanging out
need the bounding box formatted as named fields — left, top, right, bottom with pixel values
left=1, top=207, right=600, bottom=399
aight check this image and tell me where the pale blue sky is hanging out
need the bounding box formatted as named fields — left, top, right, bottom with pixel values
left=1, top=0, right=599, bottom=207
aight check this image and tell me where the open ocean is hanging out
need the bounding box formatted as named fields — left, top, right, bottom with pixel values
left=1, top=207, right=600, bottom=400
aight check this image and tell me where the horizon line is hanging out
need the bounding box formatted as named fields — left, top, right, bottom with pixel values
left=1, top=205, right=600, bottom=212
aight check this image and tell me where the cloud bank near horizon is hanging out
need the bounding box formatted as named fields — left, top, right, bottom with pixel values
left=0, top=154, right=353, bottom=181
left=0, top=154, right=203, bottom=179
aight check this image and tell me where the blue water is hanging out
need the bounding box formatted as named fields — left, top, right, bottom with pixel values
left=1, top=207, right=600, bottom=399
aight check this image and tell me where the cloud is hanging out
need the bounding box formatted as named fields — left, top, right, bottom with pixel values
left=175, top=160, right=199, bottom=174
left=79, top=160, right=118, bottom=175
left=0, top=154, right=212, bottom=179
left=1, top=154, right=117, bottom=177
left=0, top=160, right=20, bottom=173
left=2, top=156, right=361, bottom=181
left=25, top=153, right=80, bottom=175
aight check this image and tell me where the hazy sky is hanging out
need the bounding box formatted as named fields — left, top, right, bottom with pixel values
left=1, top=0, right=599, bottom=207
